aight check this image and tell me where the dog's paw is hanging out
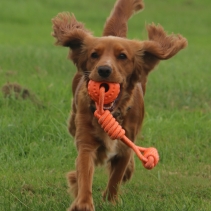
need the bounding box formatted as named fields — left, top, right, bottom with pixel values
left=102, top=190, right=118, bottom=204
left=68, top=199, right=95, bottom=211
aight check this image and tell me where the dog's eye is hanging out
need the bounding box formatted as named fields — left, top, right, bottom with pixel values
left=91, top=52, right=99, bottom=59
left=118, top=53, right=127, bottom=60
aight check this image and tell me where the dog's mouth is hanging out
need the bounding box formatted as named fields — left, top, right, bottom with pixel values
left=103, top=98, right=117, bottom=111
left=103, top=102, right=114, bottom=110
left=102, top=82, right=122, bottom=111
left=89, top=85, right=122, bottom=113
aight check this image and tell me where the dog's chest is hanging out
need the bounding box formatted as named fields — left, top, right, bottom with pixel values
left=106, top=139, right=118, bottom=160
left=96, top=137, right=118, bottom=165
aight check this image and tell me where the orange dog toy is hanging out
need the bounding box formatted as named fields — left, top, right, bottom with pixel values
left=88, top=80, right=159, bottom=169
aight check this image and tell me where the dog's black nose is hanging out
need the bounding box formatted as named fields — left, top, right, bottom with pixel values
left=97, top=66, right=112, bottom=78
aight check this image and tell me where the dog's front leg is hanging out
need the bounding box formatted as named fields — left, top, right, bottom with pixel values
left=69, top=145, right=96, bottom=211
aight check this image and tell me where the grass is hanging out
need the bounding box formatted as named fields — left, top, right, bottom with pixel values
left=0, top=0, right=211, bottom=210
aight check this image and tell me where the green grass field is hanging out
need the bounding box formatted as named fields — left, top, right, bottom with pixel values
left=0, top=0, right=211, bottom=210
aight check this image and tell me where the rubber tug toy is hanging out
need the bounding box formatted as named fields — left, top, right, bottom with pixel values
left=88, top=80, right=159, bottom=170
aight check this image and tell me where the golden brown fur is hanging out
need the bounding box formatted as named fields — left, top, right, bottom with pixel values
left=52, top=0, right=187, bottom=210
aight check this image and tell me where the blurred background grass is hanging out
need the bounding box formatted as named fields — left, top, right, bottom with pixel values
left=0, top=0, right=211, bottom=210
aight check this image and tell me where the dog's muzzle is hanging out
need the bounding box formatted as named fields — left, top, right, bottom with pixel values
left=97, top=66, right=112, bottom=78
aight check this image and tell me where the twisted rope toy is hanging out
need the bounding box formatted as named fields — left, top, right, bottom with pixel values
left=88, top=80, right=159, bottom=169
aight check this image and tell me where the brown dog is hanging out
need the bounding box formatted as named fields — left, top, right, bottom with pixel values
left=52, top=0, right=187, bottom=210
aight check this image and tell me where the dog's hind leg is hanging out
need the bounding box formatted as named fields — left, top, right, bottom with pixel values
left=67, top=171, right=78, bottom=198
left=122, top=155, right=135, bottom=183
left=103, top=148, right=132, bottom=202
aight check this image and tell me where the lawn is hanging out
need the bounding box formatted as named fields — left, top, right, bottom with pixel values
left=0, top=0, right=211, bottom=210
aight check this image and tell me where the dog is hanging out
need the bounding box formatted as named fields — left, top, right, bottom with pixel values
left=52, top=0, right=187, bottom=210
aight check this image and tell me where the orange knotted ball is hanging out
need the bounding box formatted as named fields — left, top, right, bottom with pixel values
left=142, top=147, right=159, bottom=170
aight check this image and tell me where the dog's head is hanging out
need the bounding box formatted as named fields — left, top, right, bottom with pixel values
left=52, top=12, right=187, bottom=95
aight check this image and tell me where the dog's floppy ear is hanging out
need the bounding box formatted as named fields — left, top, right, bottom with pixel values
left=134, top=24, right=187, bottom=94
left=142, top=24, right=187, bottom=73
left=103, top=0, right=144, bottom=37
left=52, top=13, right=92, bottom=48
left=52, top=13, right=92, bottom=65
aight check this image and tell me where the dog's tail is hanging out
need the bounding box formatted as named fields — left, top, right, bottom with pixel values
left=103, top=0, right=144, bottom=37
